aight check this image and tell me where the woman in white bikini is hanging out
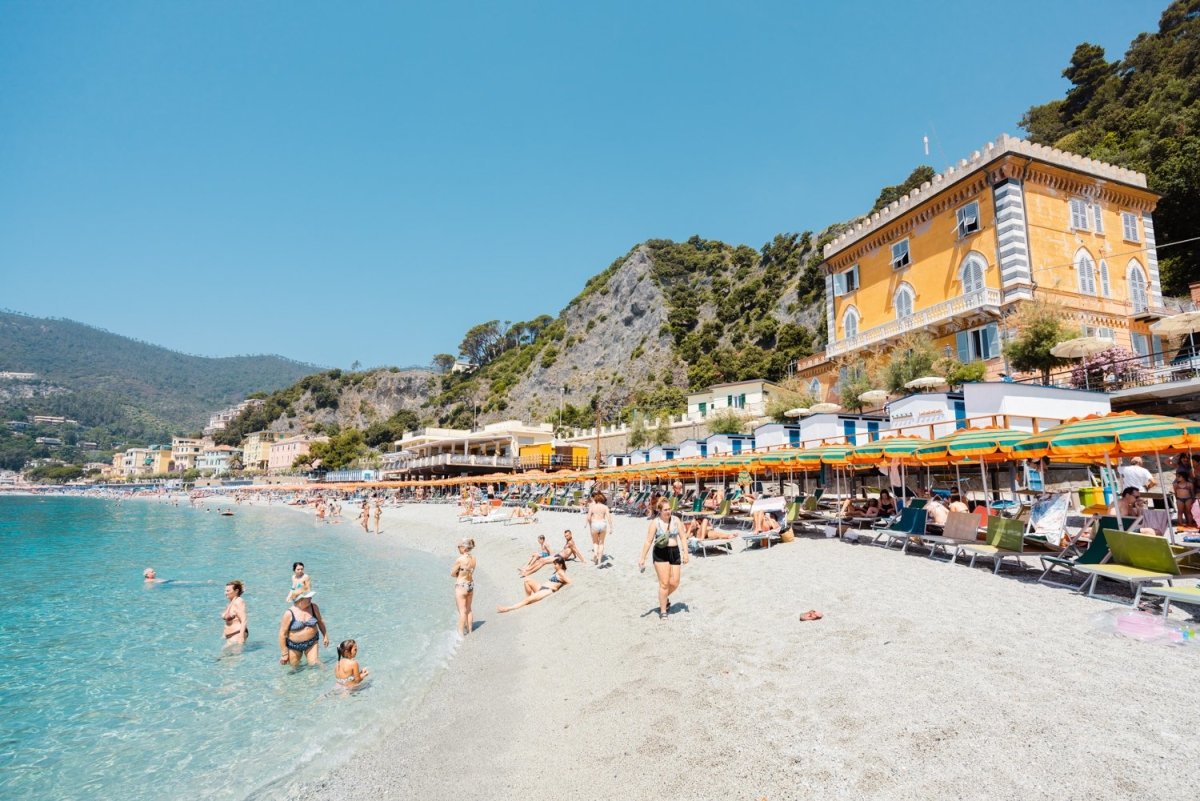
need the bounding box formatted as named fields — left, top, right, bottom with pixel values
left=221, top=580, right=248, bottom=646
left=451, top=538, right=477, bottom=636
left=586, top=492, right=614, bottom=565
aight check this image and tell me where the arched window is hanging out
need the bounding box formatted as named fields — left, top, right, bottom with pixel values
left=842, top=307, right=859, bottom=341
left=1128, top=260, right=1148, bottom=313
left=808, top=378, right=823, bottom=401
left=1075, top=249, right=1097, bottom=295
left=893, top=284, right=915, bottom=320
left=960, top=253, right=986, bottom=294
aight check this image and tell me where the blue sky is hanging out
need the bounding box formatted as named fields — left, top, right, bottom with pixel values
left=0, top=1, right=1162, bottom=369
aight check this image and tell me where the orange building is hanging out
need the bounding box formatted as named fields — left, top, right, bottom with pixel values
left=799, top=134, right=1166, bottom=399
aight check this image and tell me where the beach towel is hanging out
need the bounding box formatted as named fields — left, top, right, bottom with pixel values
left=1030, top=494, right=1070, bottom=547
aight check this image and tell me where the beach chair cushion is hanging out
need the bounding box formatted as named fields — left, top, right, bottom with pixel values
left=1140, top=585, right=1200, bottom=604
left=941, top=511, right=981, bottom=543
left=1104, top=528, right=1181, bottom=576
left=986, top=516, right=1025, bottom=552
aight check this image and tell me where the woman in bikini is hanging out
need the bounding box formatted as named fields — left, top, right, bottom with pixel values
left=451, top=538, right=477, bottom=637
left=334, top=639, right=369, bottom=688
left=586, top=492, right=614, bottom=565
left=1173, top=454, right=1194, bottom=527
left=638, top=500, right=688, bottom=620
left=277, top=592, right=329, bottom=667
left=498, top=557, right=571, bottom=613
left=221, top=580, right=248, bottom=647
left=286, top=562, right=311, bottom=603
left=372, top=498, right=383, bottom=533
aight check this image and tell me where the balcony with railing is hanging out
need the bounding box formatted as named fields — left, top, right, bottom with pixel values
left=380, top=453, right=518, bottom=473
left=828, top=287, right=1002, bottom=357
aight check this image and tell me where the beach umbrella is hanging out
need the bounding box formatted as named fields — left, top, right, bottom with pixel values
left=1150, top=311, right=1200, bottom=338
left=784, top=407, right=810, bottom=418
left=846, top=435, right=931, bottom=465
left=1050, top=336, right=1116, bottom=390
left=858, top=389, right=889, bottom=406
left=810, top=402, right=841, bottom=414
left=904, top=375, right=948, bottom=391
left=1013, top=412, right=1200, bottom=529
left=913, top=427, right=1027, bottom=510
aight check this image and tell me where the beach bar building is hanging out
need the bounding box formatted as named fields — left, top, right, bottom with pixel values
left=380, top=420, right=579, bottom=478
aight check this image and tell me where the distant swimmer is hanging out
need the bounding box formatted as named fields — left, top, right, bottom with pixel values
left=286, top=562, right=311, bottom=604
left=451, top=538, right=476, bottom=636
left=279, top=592, right=328, bottom=666
left=334, top=639, right=369, bottom=688
left=221, top=581, right=248, bottom=646
left=143, top=567, right=167, bottom=584
left=498, top=556, right=571, bottom=613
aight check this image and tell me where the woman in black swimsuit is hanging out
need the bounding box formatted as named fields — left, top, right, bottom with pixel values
left=638, top=501, right=688, bottom=620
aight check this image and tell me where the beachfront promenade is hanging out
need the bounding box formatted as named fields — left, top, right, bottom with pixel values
left=291, top=504, right=1198, bottom=801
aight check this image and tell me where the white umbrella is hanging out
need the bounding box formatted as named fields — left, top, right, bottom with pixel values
left=1050, top=336, right=1115, bottom=389
left=858, top=389, right=889, bottom=405
left=810, top=402, right=841, bottom=414
left=904, top=375, right=947, bottom=391
left=784, top=407, right=810, bottom=418
left=1150, top=311, right=1200, bottom=338
left=1049, top=336, right=1115, bottom=359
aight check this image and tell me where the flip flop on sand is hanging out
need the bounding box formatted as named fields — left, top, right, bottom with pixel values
left=799, top=610, right=823, bottom=621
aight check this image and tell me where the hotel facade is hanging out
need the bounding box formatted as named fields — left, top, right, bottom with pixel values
left=799, top=134, right=1167, bottom=399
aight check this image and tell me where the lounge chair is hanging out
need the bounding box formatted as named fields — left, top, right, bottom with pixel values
left=1137, top=585, right=1200, bottom=616
left=1023, top=493, right=1071, bottom=549
left=950, top=517, right=1030, bottom=573
left=917, top=511, right=983, bottom=560
left=689, top=534, right=735, bottom=557
left=1074, top=528, right=1200, bottom=605
left=1037, top=516, right=1130, bottom=589
left=866, top=508, right=927, bottom=548
left=740, top=497, right=788, bottom=550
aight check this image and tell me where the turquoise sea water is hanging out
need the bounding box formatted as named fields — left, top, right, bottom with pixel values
left=0, top=495, right=456, bottom=800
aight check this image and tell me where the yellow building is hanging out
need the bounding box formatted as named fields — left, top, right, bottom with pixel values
left=800, top=134, right=1165, bottom=398
left=239, top=431, right=279, bottom=472
left=518, top=443, right=590, bottom=471
left=146, top=446, right=172, bottom=475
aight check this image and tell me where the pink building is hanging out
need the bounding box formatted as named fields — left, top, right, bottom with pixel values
left=268, top=435, right=327, bottom=474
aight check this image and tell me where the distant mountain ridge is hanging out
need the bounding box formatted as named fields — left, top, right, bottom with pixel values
left=0, top=310, right=319, bottom=437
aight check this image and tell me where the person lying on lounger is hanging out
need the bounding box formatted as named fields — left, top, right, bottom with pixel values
left=498, top=557, right=571, bottom=613
left=686, top=516, right=737, bottom=541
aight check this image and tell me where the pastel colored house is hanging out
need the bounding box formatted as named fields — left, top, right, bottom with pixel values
left=239, top=431, right=280, bottom=472
left=268, top=435, right=326, bottom=474
left=800, top=134, right=1166, bottom=399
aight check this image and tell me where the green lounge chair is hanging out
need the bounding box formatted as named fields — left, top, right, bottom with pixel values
left=870, top=507, right=927, bottom=548
left=1074, top=529, right=1200, bottom=605
left=951, top=517, right=1029, bottom=573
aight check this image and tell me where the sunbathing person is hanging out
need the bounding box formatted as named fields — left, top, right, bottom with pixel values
left=498, top=557, right=571, bottom=613
left=948, top=494, right=969, bottom=513
left=687, top=516, right=737, bottom=541
left=520, top=531, right=585, bottom=576
left=701, top=490, right=720, bottom=511
left=925, top=497, right=949, bottom=526
left=752, top=510, right=782, bottom=535
left=519, top=535, right=552, bottom=573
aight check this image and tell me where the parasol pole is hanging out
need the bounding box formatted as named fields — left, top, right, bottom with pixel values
left=980, top=457, right=990, bottom=512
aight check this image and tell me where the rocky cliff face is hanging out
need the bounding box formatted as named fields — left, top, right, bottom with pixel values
left=268, top=369, right=435, bottom=434
left=494, top=246, right=687, bottom=422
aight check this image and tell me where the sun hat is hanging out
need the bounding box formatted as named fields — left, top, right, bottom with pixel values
left=295, top=591, right=316, bottom=600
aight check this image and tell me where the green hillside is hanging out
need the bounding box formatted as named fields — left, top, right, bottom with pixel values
left=1019, top=0, right=1200, bottom=294
left=0, top=310, right=317, bottom=438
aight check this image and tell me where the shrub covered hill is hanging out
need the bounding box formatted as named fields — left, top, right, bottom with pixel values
left=226, top=167, right=940, bottom=442
left=0, top=310, right=317, bottom=445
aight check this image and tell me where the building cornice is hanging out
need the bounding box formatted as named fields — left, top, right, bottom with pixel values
left=823, top=133, right=1151, bottom=263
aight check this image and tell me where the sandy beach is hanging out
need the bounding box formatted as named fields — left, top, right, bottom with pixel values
left=286, top=503, right=1199, bottom=801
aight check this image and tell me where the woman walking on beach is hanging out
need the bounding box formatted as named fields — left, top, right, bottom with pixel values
left=358, top=500, right=370, bottom=532
left=278, top=592, right=329, bottom=666
left=498, top=557, right=571, bottom=613
left=221, top=580, right=248, bottom=646
left=639, top=501, right=688, bottom=620
left=451, top=538, right=477, bottom=636
left=373, top=497, right=383, bottom=533
left=586, top=491, right=613, bottom=566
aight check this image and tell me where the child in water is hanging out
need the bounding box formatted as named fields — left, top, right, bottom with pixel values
left=334, top=640, right=369, bottom=688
